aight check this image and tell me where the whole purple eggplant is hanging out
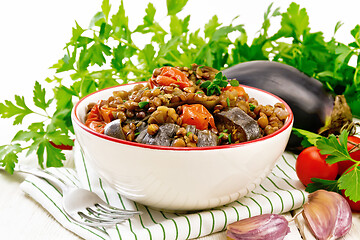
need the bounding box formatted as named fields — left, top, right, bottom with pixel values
left=222, top=61, right=352, bottom=151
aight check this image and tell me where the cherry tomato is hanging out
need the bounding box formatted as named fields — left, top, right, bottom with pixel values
left=338, top=135, right=360, bottom=175
left=295, top=146, right=338, bottom=186
left=149, top=67, right=191, bottom=89
left=341, top=166, right=360, bottom=212
left=222, top=85, right=246, bottom=97
left=180, top=104, right=216, bottom=130
left=341, top=190, right=360, bottom=212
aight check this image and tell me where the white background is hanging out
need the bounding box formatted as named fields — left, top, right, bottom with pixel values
left=0, top=0, right=359, bottom=145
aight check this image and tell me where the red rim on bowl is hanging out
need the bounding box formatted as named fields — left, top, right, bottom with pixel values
left=72, top=83, right=294, bottom=151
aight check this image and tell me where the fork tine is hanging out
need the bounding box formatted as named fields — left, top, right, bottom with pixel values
left=78, top=212, right=125, bottom=225
left=86, top=207, right=137, bottom=221
left=94, top=203, right=142, bottom=215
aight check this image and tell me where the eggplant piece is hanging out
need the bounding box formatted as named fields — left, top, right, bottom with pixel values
left=135, top=123, right=180, bottom=146
left=184, top=125, right=218, bottom=147
left=215, top=107, right=261, bottom=142
left=104, top=119, right=126, bottom=140
left=222, top=61, right=352, bottom=150
left=197, top=130, right=218, bottom=147
left=185, top=125, right=197, bottom=134
left=185, top=125, right=218, bottom=147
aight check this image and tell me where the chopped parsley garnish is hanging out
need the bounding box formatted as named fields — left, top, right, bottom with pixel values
left=229, top=79, right=240, bottom=87
left=226, top=97, right=230, bottom=107
left=249, top=103, right=256, bottom=111
left=138, top=101, right=149, bottom=109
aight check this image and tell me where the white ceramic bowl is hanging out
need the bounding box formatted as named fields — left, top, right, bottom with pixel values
left=71, top=83, right=293, bottom=211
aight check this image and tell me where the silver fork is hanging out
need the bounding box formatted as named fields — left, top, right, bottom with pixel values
left=17, top=167, right=141, bottom=227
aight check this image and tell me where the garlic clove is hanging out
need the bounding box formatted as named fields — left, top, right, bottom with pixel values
left=226, top=213, right=290, bottom=240
left=302, top=189, right=352, bottom=240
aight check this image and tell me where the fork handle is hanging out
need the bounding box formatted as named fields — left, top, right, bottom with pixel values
left=17, top=168, right=69, bottom=193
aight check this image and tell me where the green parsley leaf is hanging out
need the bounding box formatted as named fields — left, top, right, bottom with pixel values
left=292, top=128, right=322, bottom=148
left=316, top=130, right=352, bottom=164
left=90, top=12, right=106, bottom=28
left=338, top=166, right=360, bottom=202
left=138, top=44, right=156, bottom=70
left=306, top=178, right=340, bottom=194
left=87, top=42, right=112, bottom=66
left=0, top=144, right=22, bottom=174
left=166, top=0, right=188, bottom=16
left=111, top=0, right=131, bottom=41
left=101, top=0, right=111, bottom=22
left=200, top=80, right=212, bottom=89
left=274, top=2, right=309, bottom=41
left=33, top=81, right=53, bottom=111
left=204, top=15, right=221, bottom=39
left=0, top=95, right=34, bottom=125
left=44, top=141, right=66, bottom=167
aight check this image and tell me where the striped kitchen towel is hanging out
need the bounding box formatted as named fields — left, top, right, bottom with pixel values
left=20, top=142, right=307, bottom=240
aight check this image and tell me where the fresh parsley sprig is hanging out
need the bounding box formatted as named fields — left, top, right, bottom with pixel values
left=0, top=82, right=74, bottom=173
left=200, top=72, right=239, bottom=96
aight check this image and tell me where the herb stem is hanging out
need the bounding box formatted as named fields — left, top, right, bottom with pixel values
left=111, top=35, right=141, bottom=51
left=34, top=112, right=50, bottom=119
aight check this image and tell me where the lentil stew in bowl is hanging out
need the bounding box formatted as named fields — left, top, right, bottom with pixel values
left=85, top=64, right=289, bottom=147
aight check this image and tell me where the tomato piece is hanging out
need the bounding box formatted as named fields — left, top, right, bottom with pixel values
left=85, top=104, right=107, bottom=133
left=295, top=146, right=338, bottom=186
left=180, top=104, right=216, bottom=130
left=338, top=135, right=360, bottom=175
left=99, top=106, right=117, bottom=123
left=88, top=121, right=106, bottom=134
left=150, top=66, right=191, bottom=89
left=86, top=104, right=102, bottom=124
left=222, top=85, right=245, bottom=97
